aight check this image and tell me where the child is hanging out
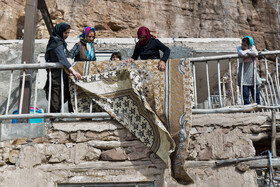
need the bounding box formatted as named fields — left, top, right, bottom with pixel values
left=237, top=36, right=262, bottom=105
left=110, top=52, right=122, bottom=61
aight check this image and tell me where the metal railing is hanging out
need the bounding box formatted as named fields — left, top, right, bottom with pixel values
left=1, top=50, right=280, bottom=123
left=190, top=50, right=280, bottom=114
left=0, top=63, right=110, bottom=123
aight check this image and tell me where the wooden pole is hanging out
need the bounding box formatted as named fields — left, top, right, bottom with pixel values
left=18, top=0, right=38, bottom=122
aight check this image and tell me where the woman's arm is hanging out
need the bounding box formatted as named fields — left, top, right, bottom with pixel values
left=54, top=45, right=82, bottom=80
left=237, top=46, right=258, bottom=57
left=156, top=39, right=170, bottom=62
left=67, top=43, right=80, bottom=59
left=246, top=45, right=258, bottom=56
left=131, top=45, right=140, bottom=60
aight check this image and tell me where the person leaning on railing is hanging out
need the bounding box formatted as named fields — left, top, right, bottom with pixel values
left=127, top=26, right=170, bottom=71
left=67, top=26, right=97, bottom=61
left=237, top=36, right=262, bottom=105
left=44, top=22, right=82, bottom=114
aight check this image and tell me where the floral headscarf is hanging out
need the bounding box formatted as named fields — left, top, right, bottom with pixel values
left=79, top=26, right=96, bottom=43
left=79, top=26, right=96, bottom=60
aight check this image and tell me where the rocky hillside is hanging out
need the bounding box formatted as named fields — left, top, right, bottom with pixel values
left=1, top=0, right=280, bottom=50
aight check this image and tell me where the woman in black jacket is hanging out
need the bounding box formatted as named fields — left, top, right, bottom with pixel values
left=128, top=26, right=170, bottom=71
left=44, top=22, right=81, bottom=114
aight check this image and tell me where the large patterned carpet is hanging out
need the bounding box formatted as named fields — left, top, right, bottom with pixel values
left=69, top=59, right=193, bottom=184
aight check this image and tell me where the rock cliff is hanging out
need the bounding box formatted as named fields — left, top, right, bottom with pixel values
left=0, top=0, right=280, bottom=50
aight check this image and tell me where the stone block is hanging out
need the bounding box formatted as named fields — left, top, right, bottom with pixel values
left=126, top=144, right=150, bottom=161
left=100, top=148, right=127, bottom=161
left=45, top=144, right=68, bottom=163
left=18, top=145, right=42, bottom=168
left=48, top=131, right=69, bottom=143
left=0, top=123, right=45, bottom=142
left=8, top=150, right=19, bottom=164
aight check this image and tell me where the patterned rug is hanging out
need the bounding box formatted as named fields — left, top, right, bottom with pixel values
left=69, top=59, right=193, bottom=184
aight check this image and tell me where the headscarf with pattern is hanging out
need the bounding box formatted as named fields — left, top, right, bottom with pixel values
left=79, top=26, right=96, bottom=60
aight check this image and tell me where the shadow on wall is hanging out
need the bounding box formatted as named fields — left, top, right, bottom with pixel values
left=16, top=16, right=24, bottom=40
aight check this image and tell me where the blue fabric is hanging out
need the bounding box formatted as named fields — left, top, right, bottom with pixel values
left=243, top=36, right=254, bottom=48
left=243, top=85, right=260, bottom=105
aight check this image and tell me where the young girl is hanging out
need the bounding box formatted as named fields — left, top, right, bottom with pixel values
left=110, top=52, right=122, bottom=61
left=237, top=36, right=262, bottom=105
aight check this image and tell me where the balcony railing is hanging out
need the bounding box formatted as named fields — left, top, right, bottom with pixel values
left=1, top=51, right=280, bottom=123
left=190, top=50, right=280, bottom=114
left=0, top=63, right=110, bottom=123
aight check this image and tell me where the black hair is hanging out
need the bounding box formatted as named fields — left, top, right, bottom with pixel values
left=110, top=52, right=122, bottom=60
left=242, top=37, right=250, bottom=46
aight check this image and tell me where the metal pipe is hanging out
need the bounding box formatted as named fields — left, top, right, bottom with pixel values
left=74, top=83, right=78, bottom=113
left=90, top=99, right=93, bottom=113
left=268, top=73, right=275, bottom=105
left=275, top=55, right=280, bottom=102
left=5, top=70, right=13, bottom=115
left=0, top=63, right=63, bottom=71
left=192, top=63, right=197, bottom=108
left=47, top=69, right=52, bottom=113
left=205, top=62, right=211, bottom=109
left=240, top=59, right=244, bottom=105
left=269, top=73, right=278, bottom=105
left=253, top=58, right=257, bottom=104
left=229, top=60, right=235, bottom=105
left=61, top=69, right=64, bottom=113
left=0, top=112, right=111, bottom=120
left=217, top=60, right=222, bottom=107
left=189, top=50, right=280, bottom=62
left=19, top=68, right=26, bottom=114
left=264, top=56, right=271, bottom=107
left=33, top=70, right=39, bottom=113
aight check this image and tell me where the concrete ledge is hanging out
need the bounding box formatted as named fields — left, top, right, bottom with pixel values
left=0, top=123, right=45, bottom=141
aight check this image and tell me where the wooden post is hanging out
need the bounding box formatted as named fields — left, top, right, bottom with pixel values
left=18, top=0, right=38, bottom=122
left=272, top=109, right=277, bottom=157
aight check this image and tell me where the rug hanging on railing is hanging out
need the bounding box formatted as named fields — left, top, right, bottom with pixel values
left=69, top=59, right=194, bottom=184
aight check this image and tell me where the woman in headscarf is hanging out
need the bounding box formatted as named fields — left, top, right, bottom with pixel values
left=128, top=26, right=170, bottom=71
left=44, top=22, right=81, bottom=114
left=67, top=26, right=96, bottom=61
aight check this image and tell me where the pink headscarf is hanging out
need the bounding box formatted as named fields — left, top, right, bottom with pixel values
left=136, top=26, right=156, bottom=46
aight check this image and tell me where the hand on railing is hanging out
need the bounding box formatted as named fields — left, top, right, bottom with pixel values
left=68, top=67, right=82, bottom=80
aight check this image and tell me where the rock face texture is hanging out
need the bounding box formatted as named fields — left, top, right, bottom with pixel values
left=0, top=0, right=280, bottom=50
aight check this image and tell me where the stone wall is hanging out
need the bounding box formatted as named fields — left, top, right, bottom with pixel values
left=0, top=120, right=182, bottom=186
left=186, top=112, right=280, bottom=187
left=0, top=0, right=279, bottom=50
left=0, top=112, right=277, bottom=186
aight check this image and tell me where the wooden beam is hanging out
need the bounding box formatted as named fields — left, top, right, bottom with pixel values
left=185, top=157, right=280, bottom=169
left=18, top=0, right=38, bottom=121
left=272, top=110, right=277, bottom=157
left=37, top=0, right=53, bottom=35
